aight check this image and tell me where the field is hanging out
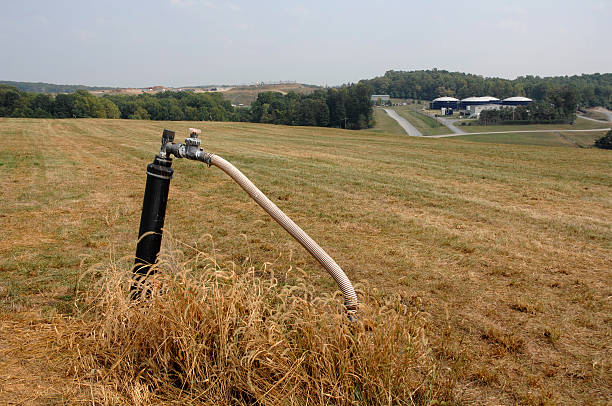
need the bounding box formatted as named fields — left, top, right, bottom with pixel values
left=388, top=106, right=450, bottom=136
left=370, top=108, right=407, bottom=135
left=449, top=131, right=608, bottom=148
left=582, top=108, right=612, bottom=122
left=455, top=117, right=608, bottom=133
left=1, top=118, right=611, bottom=404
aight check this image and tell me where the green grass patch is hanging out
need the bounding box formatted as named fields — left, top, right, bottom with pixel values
left=369, top=108, right=406, bottom=135
left=449, top=130, right=608, bottom=148
left=449, top=132, right=575, bottom=147
left=456, top=117, right=608, bottom=133
left=389, top=106, right=449, bottom=136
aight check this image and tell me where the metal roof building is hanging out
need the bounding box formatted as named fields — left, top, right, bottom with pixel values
left=460, top=96, right=501, bottom=108
left=430, top=96, right=459, bottom=110
left=370, top=94, right=390, bottom=102
left=502, top=96, right=533, bottom=106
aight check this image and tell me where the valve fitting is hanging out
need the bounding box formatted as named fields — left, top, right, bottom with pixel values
left=161, top=128, right=211, bottom=164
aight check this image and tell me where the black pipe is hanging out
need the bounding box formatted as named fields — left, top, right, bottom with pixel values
left=131, top=130, right=175, bottom=298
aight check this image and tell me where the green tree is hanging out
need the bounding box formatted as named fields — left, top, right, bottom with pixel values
left=594, top=130, right=612, bottom=149
left=130, top=107, right=150, bottom=120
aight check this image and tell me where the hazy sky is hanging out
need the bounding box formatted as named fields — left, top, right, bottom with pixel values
left=1, top=0, right=610, bottom=87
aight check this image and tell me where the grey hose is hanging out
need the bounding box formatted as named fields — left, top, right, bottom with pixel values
left=207, top=153, right=359, bottom=316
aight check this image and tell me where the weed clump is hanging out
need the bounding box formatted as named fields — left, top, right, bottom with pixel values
left=65, top=250, right=455, bottom=405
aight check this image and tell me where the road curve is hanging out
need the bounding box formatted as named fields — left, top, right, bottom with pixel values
left=592, top=107, right=612, bottom=122
left=382, top=108, right=422, bottom=137
left=428, top=128, right=611, bottom=138
left=578, top=115, right=610, bottom=124
left=434, top=115, right=466, bottom=134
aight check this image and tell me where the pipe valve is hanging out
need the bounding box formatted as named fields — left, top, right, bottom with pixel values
left=137, top=128, right=359, bottom=318
left=162, top=128, right=211, bottom=164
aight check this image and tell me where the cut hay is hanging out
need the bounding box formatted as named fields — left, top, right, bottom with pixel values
left=63, top=248, right=455, bottom=405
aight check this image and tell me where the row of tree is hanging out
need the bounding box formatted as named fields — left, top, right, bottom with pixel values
left=249, top=84, right=373, bottom=129
left=104, top=92, right=241, bottom=121
left=0, top=85, right=241, bottom=121
left=0, top=83, right=374, bottom=130
left=362, top=70, right=612, bottom=108
left=0, top=80, right=110, bottom=94
left=0, top=86, right=121, bottom=118
left=479, top=87, right=578, bottom=124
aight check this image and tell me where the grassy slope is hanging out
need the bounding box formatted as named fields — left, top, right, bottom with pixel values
left=1, top=118, right=611, bottom=404
left=389, top=105, right=449, bottom=135
left=456, top=117, right=608, bottom=133
left=449, top=130, right=608, bottom=147
left=370, top=108, right=407, bottom=135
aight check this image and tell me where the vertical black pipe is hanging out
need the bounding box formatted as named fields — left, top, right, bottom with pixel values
left=131, top=147, right=174, bottom=298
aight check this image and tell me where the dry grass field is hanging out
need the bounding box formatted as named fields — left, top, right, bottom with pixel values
left=456, top=117, right=607, bottom=133
left=449, top=131, right=608, bottom=148
left=0, top=118, right=610, bottom=404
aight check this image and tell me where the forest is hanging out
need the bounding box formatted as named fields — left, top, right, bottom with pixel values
left=0, top=83, right=373, bottom=130
left=249, top=84, right=373, bottom=129
left=362, top=70, right=612, bottom=108
left=0, top=85, right=241, bottom=121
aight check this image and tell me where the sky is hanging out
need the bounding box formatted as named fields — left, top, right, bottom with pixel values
left=0, top=0, right=610, bottom=87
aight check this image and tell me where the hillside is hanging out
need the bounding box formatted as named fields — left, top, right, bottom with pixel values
left=221, top=83, right=320, bottom=105
left=0, top=80, right=114, bottom=94
left=0, top=118, right=610, bottom=404
left=0, top=80, right=320, bottom=106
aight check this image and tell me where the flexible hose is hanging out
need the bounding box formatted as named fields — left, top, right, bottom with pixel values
left=207, top=153, right=359, bottom=316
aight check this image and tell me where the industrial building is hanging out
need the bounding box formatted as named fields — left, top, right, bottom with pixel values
left=460, top=96, right=501, bottom=109
left=467, top=104, right=502, bottom=118
left=429, top=96, right=459, bottom=109
left=428, top=95, right=534, bottom=118
left=501, top=96, right=533, bottom=106
left=370, top=94, right=390, bottom=104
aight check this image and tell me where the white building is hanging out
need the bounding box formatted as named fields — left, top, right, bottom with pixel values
left=370, top=94, right=390, bottom=104
left=468, top=104, right=502, bottom=118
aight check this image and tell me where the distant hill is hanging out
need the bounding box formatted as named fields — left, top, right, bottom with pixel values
left=219, top=83, right=321, bottom=105
left=0, top=81, right=322, bottom=105
left=0, top=80, right=115, bottom=94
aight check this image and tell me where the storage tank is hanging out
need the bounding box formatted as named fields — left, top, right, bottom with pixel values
left=502, top=96, right=533, bottom=106
left=430, top=96, right=459, bottom=110
left=460, top=96, right=501, bottom=109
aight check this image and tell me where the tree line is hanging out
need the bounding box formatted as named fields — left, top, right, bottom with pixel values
left=249, top=84, right=373, bottom=129
left=104, top=92, right=242, bottom=121
left=0, top=80, right=111, bottom=94
left=0, top=86, right=121, bottom=118
left=0, top=83, right=373, bottom=130
left=0, top=85, right=241, bottom=121
left=362, top=70, right=612, bottom=108
left=479, top=87, right=578, bottom=125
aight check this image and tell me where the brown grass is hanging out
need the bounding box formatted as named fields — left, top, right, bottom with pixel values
left=1, top=118, right=610, bottom=404
left=61, top=245, right=455, bottom=405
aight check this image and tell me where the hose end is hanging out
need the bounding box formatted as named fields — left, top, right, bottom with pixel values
left=344, top=298, right=359, bottom=322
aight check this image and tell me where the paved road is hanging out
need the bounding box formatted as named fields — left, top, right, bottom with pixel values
left=593, top=107, right=612, bottom=122
left=383, top=108, right=422, bottom=137
left=434, top=115, right=466, bottom=134
left=428, top=128, right=611, bottom=138
left=578, top=115, right=610, bottom=124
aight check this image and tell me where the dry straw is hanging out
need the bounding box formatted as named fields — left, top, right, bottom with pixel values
left=63, top=245, right=455, bottom=405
